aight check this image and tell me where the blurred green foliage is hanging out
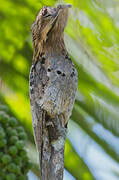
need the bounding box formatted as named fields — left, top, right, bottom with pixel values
left=0, top=105, right=32, bottom=180
left=0, top=0, right=119, bottom=179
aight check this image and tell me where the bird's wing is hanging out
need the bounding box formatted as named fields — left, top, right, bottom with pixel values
left=29, top=61, right=46, bottom=163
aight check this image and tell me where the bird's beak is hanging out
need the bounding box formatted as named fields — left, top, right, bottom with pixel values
left=50, top=4, right=72, bottom=19
left=42, top=4, right=72, bottom=37
left=57, top=4, right=72, bottom=11
left=55, top=4, right=72, bottom=20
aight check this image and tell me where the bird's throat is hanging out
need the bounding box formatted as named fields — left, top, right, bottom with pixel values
left=33, top=33, right=66, bottom=61
left=44, top=33, right=66, bottom=55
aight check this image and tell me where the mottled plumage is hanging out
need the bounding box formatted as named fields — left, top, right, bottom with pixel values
left=29, top=4, right=78, bottom=179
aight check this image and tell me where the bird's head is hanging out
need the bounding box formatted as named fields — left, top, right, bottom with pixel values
left=31, top=4, right=71, bottom=58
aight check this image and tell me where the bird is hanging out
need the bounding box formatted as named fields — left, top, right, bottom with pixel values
left=29, top=4, right=78, bottom=180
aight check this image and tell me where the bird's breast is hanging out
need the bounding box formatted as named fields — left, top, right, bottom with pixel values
left=38, top=55, right=78, bottom=120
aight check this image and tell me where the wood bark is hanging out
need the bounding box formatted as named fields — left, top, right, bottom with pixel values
left=41, top=112, right=66, bottom=180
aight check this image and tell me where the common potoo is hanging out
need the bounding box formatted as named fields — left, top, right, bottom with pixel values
left=29, top=4, right=78, bottom=180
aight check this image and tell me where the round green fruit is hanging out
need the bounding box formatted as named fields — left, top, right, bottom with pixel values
left=0, top=127, right=5, bottom=139
left=19, top=149, right=27, bottom=158
left=16, top=141, right=24, bottom=150
left=7, top=127, right=12, bottom=135
left=6, top=173, right=16, bottom=180
left=0, top=111, right=9, bottom=124
left=18, top=132, right=27, bottom=140
left=7, top=129, right=17, bottom=136
left=13, top=156, right=21, bottom=165
left=22, top=155, right=29, bottom=163
left=9, top=136, right=18, bottom=144
left=15, top=165, right=21, bottom=174
left=16, top=127, right=24, bottom=133
left=0, top=105, right=9, bottom=113
left=7, top=163, right=17, bottom=173
left=9, top=117, right=17, bottom=127
left=8, top=146, right=18, bottom=156
left=0, top=139, right=7, bottom=147
left=2, top=154, right=11, bottom=164
left=27, top=161, right=33, bottom=169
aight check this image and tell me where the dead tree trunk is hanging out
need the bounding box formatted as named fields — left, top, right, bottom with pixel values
left=41, top=112, right=66, bottom=180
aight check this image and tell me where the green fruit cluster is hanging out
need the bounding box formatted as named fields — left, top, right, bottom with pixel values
left=0, top=106, right=32, bottom=180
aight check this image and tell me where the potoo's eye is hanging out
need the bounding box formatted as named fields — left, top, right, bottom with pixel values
left=42, top=8, right=47, bottom=16
left=43, top=14, right=52, bottom=18
left=42, top=8, right=52, bottom=18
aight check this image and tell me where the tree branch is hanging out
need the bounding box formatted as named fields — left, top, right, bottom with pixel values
left=41, top=112, right=66, bottom=180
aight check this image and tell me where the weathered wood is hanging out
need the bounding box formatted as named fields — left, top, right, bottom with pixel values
left=29, top=4, right=78, bottom=180
left=41, top=113, right=66, bottom=180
